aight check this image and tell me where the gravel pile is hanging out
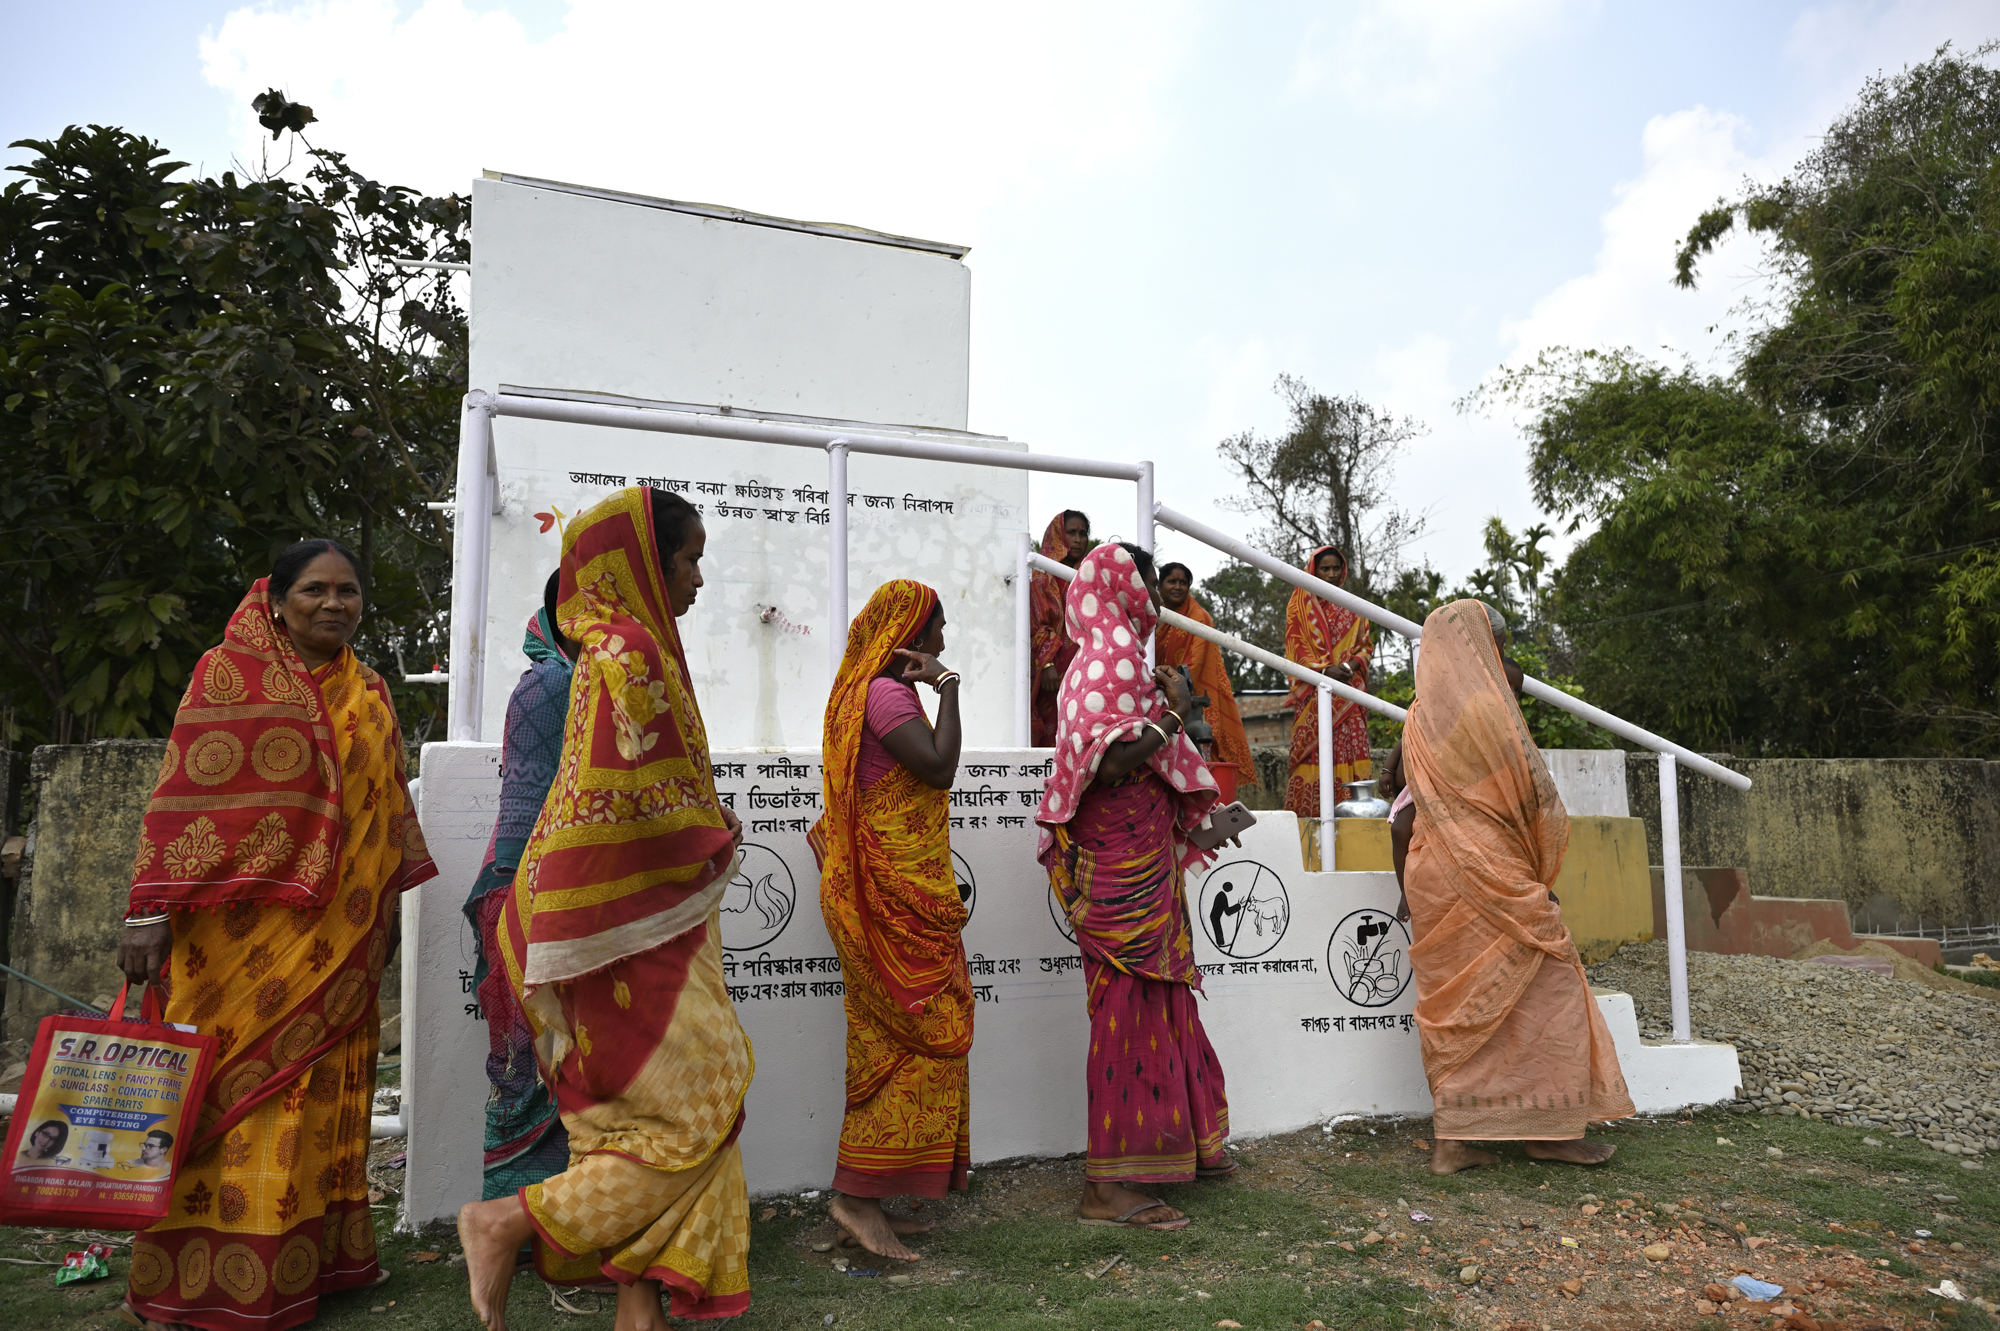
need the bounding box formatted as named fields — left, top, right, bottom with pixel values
left=1587, top=940, right=2000, bottom=1159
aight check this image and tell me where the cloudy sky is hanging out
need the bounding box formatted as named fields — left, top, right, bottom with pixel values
left=8, top=1, right=1994, bottom=583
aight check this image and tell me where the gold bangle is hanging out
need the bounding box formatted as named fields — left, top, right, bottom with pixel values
left=1144, top=721, right=1170, bottom=747
left=932, top=671, right=962, bottom=693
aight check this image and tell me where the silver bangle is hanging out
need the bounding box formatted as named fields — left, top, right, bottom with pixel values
left=123, top=913, right=171, bottom=927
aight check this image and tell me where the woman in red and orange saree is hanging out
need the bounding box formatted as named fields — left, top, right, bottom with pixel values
left=1285, top=545, right=1373, bottom=815
left=1036, top=543, right=1228, bottom=1233
left=808, top=579, right=970, bottom=1261
left=1155, top=562, right=1259, bottom=796
left=117, top=540, right=436, bottom=1331
left=1393, top=599, right=1632, bottom=1175
left=457, top=487, right=750, bottom=1331
left=1029, top=510, right=1090, bottom=746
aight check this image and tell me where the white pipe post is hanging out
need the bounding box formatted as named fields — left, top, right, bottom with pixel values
left=1317, top=685, right=1335, bottom=825
left=1016, top=531, right=1033, bottom=747
left=1659, top=751, right=1692, bottom=1044
left=447, top=392, right=495, bottom=741
left=828, top=441, right=850, bottom=681
left=1138, top=462, right=1155, bottom=668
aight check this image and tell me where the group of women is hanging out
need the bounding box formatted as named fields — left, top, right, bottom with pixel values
left=108, top=488, right=1628, bottom=1331
left=1030, top=515, right=1376, bottom=815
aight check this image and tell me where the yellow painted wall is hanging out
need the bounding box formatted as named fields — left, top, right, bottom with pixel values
left=1332, top=817, right=1393, bottom=871
left=1552, top=815, right=1654, bottom=964
left=1318, top=813, right=1650, bottom=964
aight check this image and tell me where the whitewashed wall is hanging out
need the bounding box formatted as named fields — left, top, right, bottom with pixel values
left=406, top=744, right=1430, bottom=1221
left=467, top=175, right=1030, bottom=748
left=1543, top=749, right=1631, bottom=818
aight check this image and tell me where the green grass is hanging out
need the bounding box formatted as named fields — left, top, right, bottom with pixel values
left=2, top=1111, right=1994, bottom=1330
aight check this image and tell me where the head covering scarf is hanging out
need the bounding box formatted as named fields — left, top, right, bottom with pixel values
left=1035, top=544, right=1219, bottom=868
left=1403, top=600, right=1572, bottom=1012
left=524, top=606, right=569, bottom=665
left=127, top=578, right=432, bottom=913
left=511, top=488, right=735, bottom=1027
left=1030, top=512, right=1081, bottom=671
left=811, top=579, right=964, bottom=1014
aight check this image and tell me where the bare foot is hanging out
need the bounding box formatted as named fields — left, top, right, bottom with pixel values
left=1525, top=1138, right=1617, bottom=1165
left=613, top=1278, right=669, bottom=1331
left=122, top=1302, right=194, bottom=1331
left=1077, top=1179, right=1185, bottom=1228
left=459, top=1197, right=536, bottom=1330
left=1430, top=1138, right=1501, bottom=1175
left=835, top=1210, right=935, bottom=1247
left=829, top=1192, right=921, bottom=1262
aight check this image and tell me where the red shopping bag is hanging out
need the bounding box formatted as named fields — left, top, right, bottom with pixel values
left=0, top=982, right=216, bottom=1229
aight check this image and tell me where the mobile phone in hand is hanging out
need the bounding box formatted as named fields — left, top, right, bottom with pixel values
left=1185, top=801, right=1257, bottom=851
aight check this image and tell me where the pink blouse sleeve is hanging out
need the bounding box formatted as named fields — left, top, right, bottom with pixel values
left=864, top=676, right=926, bottom=737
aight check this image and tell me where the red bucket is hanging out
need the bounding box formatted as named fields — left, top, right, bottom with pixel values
left=1208, top=761, right=1240, bottom=804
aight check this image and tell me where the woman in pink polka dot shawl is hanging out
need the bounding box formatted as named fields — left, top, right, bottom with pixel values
left=1036, top=541, right=1234, bottom=1232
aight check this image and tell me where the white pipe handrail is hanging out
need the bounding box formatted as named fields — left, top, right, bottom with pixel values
left=491, top=392, right=1145, bottom=481
left=1153, top=503, right=1750, bottom=792
left=1026, top=553, right=1405, bottom=722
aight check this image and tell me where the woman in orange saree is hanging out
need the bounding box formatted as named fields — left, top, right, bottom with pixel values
left=1155, top=562, right=1259, bottom=795
left=457, top=487, right=749, bottom=1331
left=1030, top=510, right=1091, bottom=746
left=808, top=579, right=970, bottom=1262
left=116, top=540, right=436, bottom=1331
left=1391, top=599, right=1632, bottom=1174
left=1284, top=545, right=1373, bottom=815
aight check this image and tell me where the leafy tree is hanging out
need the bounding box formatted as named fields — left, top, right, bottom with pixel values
left=1217, top=374, right=1427, bottom=598
left=1471, top=45, right=2000, bottom=757
left=1, top=97, right=466, bottom=747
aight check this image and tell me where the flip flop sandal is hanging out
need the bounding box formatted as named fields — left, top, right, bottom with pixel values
left=1078, top=1201, right=1189, bottom=1231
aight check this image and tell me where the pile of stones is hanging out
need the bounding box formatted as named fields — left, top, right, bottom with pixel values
left=1587, top=940, right=2000, bottom=1159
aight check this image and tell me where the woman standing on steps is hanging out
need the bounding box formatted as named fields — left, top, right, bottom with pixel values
left=1389, top=599, right=1632, bottom=1176
left=1037, top=542, right=1237, bottom=1232
left=809, top=579, right=972, bottom=1262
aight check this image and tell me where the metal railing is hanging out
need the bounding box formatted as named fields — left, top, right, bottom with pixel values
left=449, top=387, right=1752, bottom=1043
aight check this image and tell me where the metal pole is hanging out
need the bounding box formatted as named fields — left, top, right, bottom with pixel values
left=829, top=441, right=850, bottom=682
left=1317, top=684, right=1335, bottom=825
left=1016, top=531, right=1033, bottom=747
left=1659, top=750, right=1692, bottom=1044
left=1136, top=461, right=1154, bottom=553
left=448, top=391, right=495, bottom=741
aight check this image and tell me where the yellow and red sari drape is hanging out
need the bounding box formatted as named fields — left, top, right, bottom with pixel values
left=1285, top=546, right=1373, bottom=814
left=807, top=580, right=972, bottom=1199
left=1402, top=600, right=1633, bottom=1140
left=495, top=487, right=752, bottom=1319
left=1155, top=592, right=1260, bottom=793
left=1029, top=514, right=1079, bottom=747
left=126, top=582, right=435, bottom=1331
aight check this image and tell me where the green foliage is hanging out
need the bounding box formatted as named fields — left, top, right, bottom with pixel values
left=1476, top=44, right=2000, bottom=756
left=1216, top=374, right=1427, bottom=597
left=0, top=114, right=467, bottom=745
left=1195, top=560, right=1292, bottom=693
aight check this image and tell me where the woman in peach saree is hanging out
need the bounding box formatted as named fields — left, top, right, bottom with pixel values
left=1391, top=599, right=1632, bottom=1174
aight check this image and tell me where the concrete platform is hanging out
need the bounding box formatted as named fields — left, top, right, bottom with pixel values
left=1593, top=989, right=1743, bottom=1115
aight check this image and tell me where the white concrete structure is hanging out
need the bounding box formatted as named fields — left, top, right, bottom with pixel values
left=1542, top=749, right=1632, bottom=818
left=404, top=743, right=1738, bottom=1221
left=464, top=174, right=1026, bottom=749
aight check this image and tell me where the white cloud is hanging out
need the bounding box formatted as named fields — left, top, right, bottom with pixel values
left=199, top=0, right=1195, bottom=247
left=1498, top=105, right=1772, bottom=372
left=1288, top=0, right=1585, bottom=107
